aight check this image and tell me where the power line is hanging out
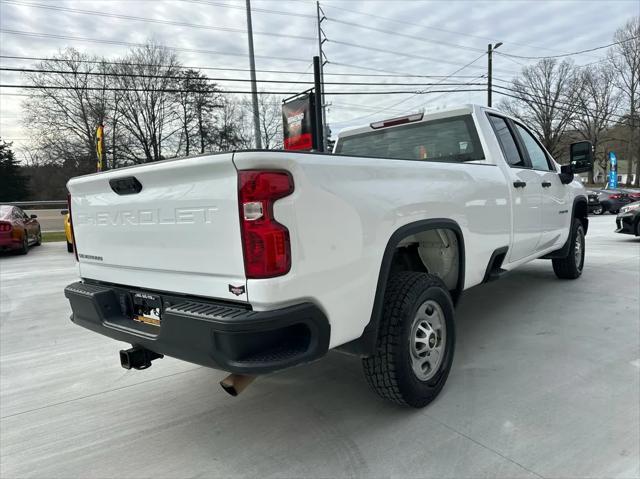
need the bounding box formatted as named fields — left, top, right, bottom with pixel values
left=327, top=39, right=515, bottom=75
left=0, top=0, right=317, bottom=42
left=494, top=90, right=629, bottom=129
left=176, top=0, right=317, bottom=19
left=492, top=85, right=628, bottom=121
left=0, top=83, right=486, bottom=96
left=371, top=54, right=488, bottom=119
left=330, top=52, right=488, bottom=125
left=0, top=66, right=488, bottom=87
left=496, top=36, right=639, bottom=60
left=321, top=3, right=603, bottom=60
left=324, top=17, right=485, bottom=54
left=0, top=29, right=311, bottom=64
left=0, top=54, right=499, bottom=79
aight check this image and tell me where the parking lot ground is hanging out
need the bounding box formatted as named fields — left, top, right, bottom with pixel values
left=1, top=215, right=638, bottom=479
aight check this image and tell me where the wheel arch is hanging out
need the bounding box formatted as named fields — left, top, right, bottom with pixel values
left=542, top=195, right=588, bottom=259
left=339, top=218, right=465, bottom=357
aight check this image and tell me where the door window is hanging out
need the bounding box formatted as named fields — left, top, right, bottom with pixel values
left=488, top=115, right=525, bottom=167
left=514, top=124, right=551, bottom=171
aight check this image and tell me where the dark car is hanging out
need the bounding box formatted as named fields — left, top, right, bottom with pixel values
left=619, top=188, right=640, bottom=203
left=586, top=190, right=603, bottom=215
left=594, top=189, right=633, bottom=214
left=603, top=183, right=640, bottom=202
left=0, top=205, right=42, bottom=254
left=615, top=201, right=640, bottom=236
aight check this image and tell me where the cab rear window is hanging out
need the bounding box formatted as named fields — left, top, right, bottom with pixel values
left=334, top=115, right=484, bottom=162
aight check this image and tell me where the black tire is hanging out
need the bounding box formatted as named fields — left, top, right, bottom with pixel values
left=66, top=241, right=74, bottom=253
left=635, top=220, right=640, bottom=237
left=34, top=228, right=42, bottom=246
left=593, top=206, right=603, bottom=215
left=362, top=271, right=455, bottom=408
left=19, top=233, right=29, bottom=255
left=552, top=219, right=585, bottom=279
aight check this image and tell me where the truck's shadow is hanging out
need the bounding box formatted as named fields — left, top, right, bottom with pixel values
left=162, top=261, right=589, bottom=420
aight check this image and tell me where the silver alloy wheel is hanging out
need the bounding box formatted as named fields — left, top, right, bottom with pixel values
left=574, top=227, right=584, bottom=271
left=409, top=299, right=446, bottom=381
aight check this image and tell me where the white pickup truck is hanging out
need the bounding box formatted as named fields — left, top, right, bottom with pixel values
left=64, top=104, right=593, bottom=407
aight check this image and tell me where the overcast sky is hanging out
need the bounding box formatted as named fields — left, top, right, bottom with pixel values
left=0, top=0, right=638, bottom=155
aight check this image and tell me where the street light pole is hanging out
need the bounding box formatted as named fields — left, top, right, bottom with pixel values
left=245, top=0, right=262, bottom=149
left=487, top=42, right=502, bottom=107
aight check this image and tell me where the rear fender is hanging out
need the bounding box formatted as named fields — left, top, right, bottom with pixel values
left=340, top=218, right=465, bottom=356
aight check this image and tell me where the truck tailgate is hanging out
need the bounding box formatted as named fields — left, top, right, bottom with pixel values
left=67, top=153, right=247, bottom=302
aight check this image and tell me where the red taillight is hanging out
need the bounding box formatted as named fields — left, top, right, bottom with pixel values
left=68, top=193, right=78, bottom=261
left=0, top=222, right=12, bottom=232
left=609, top=194, right=621, bottom=199
left=238, top=170, right=294, bottom=279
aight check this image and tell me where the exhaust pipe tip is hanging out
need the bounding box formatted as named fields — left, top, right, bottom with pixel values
left=220, top=374, right=256, bottom=397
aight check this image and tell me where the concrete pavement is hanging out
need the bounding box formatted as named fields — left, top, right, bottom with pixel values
left=1, top=215, right=638, bottom=478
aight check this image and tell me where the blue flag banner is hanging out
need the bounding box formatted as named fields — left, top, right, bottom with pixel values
left=609, top=152, right=618, bottom=188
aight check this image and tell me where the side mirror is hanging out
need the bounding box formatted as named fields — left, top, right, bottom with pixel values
left=60, top=209, right=69, bottom=215
left=30, top=214, right=38, bottom=219
left=568, top=141, right=593, bottom=173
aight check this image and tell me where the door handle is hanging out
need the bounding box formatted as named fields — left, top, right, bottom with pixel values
left=513, top=181, right=527, bottom=188
left=542, top=181, right=552, bottom=188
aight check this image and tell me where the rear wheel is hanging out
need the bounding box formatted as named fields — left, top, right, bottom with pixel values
left=552, top=219, right=585, bottom=279
left=34, top=228, right=42, bottom=246
left=592, top=206, right=603, bottom=215
left=362, top=272, right=455, bottom=408
left=19, top=233, right=29, bottom=255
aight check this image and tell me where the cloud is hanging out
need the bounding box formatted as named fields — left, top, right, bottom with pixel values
left=0, top=0, right=636, bottom=151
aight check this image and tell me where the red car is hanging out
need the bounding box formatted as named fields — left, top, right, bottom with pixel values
left=0, top=205, right=42, bottom=254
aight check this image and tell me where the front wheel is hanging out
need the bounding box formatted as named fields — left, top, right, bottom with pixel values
left=592, top=206, right=603, bottom=215
left=362, top=272, right=455, bottom=408
left=34, top=228, right=42, bottom=246
left=552, top=219, right=585, bottom=279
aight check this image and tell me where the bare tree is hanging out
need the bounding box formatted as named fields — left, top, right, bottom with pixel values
left=175, top=69, right=223, bottom=156
left=242, top=93, right=283, bottom=149
left=609, top=16, right=640, bottom=186
left=206, top=98, right=250, bottom=151
left=499, top=59, right=579, bottom=157
left=22, top=48, right=108, bottom=174
left=573, top=65, right=621, bottom=183
left=112, top=43, right=182, bottom=163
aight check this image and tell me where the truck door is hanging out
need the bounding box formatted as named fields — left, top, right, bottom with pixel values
left=488, top=115, right=543, bottom=262
left=512, top=123, right=570, bottom=250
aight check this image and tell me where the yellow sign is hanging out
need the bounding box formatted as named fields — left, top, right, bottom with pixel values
left=96, top=124, right=104, bottom=171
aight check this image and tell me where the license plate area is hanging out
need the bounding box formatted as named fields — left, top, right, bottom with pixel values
left=131, top=292, right=162, bottom=327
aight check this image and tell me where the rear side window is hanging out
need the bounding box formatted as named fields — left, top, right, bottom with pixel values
left=488, top=115, right=525, bottom=168
left=334, top=115, right=485, bottom=162
left=514, top=124, right=551, bottom=171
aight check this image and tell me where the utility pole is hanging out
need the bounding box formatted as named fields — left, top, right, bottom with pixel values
left=487, top=42, right=503, bottom=107
left=316, top=1, right=328, bottom=150
left=313, top=56, right=324, bottom=152
left=245, top=0, right=262, bottom=149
